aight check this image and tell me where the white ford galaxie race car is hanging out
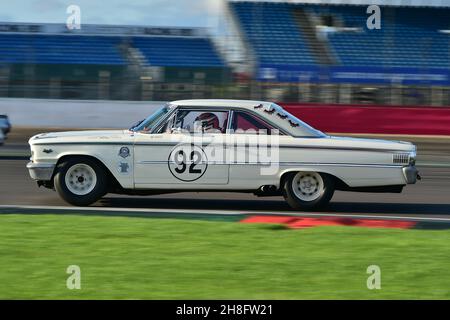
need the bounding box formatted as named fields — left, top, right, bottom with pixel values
left=27, top=99, right=419, bottom=210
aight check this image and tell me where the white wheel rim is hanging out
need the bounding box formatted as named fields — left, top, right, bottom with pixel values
left=65, top=163, right=97, bottom=196
left=291, top=172, right=324, bottom=202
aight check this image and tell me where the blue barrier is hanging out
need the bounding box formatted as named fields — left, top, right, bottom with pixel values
left=258, top=64, right=450, bottom=85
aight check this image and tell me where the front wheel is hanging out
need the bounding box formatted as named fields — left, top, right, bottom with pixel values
left=282, top=171, right=335, bottom=211
left=54, top=157, right=107, bottom=206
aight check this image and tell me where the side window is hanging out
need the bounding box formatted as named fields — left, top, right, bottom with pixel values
left=231, top=111, right=274, bottom=134
left=172, top=110, right=229, bottom=134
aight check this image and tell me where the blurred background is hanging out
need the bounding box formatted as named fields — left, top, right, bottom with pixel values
left=0, top=0, right=448, bottom=104
left=0, top=0, right=449, bottom=154
left=1, top=1, right=450, bottom=300
left=0, top=0, right=450, bottom=299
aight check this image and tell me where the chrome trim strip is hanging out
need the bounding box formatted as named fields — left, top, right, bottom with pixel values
left=32, top=142, right=134, bottom=146
left=279, top=162, right=402, bottom=168
left=277, top=145, right=407, bottom=153
left=31, top=141, right=408, bottom=153
left=227, top=110, right=234, bottom=132
left=137, top=160, right=401, bottom=168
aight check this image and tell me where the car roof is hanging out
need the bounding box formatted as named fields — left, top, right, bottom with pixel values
left=169, top=99, right=325, bottom=138
left=170, top=99, right=272, bottom=109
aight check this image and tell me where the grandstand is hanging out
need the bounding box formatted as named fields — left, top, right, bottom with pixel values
left=227, top=1, right=449, bottom=105
left=232, top=3, right=317, bottom=66
left=0, top=1, right=448, bottom=105
left=132, top=37, right=224, bottom=67
left=229, top=1, right=449, bottom=74
left=0, top=23, right=229, bottom=100
left=308, top=4, right=450, bottom=69
left=0, top=34, right=125, bottom=65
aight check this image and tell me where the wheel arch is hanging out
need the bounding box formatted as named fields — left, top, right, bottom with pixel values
left=279, top=168, right=349, bottom=190
left=54, top=154, right=123, bottom=191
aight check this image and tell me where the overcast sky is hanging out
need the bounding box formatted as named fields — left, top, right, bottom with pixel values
left=0, top=0, right=448, bottom=27
left=0, top=0, right=225, bottom=27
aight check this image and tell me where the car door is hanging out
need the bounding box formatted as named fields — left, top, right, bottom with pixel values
left=225, top=110, right=282, bottom=186
left=133, top=107, right=230, bottom=188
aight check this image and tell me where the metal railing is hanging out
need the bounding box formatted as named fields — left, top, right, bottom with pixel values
left=0, top=81, right=448, bottom=106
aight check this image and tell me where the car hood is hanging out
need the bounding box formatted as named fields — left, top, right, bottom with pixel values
left=29, top=130, right=133, bottom=145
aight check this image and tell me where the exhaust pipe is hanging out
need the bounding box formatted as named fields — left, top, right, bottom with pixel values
left=257, top=185, right=278, bottom=196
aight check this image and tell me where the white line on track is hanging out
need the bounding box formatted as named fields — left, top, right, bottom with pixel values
left=1, top=205, right=450, bottom=223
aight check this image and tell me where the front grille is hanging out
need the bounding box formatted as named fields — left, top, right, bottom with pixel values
left=393, top=153, right=410, bottom=164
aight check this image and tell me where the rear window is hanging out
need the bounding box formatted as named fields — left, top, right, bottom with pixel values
left=231, top=111, right=274, bottom=134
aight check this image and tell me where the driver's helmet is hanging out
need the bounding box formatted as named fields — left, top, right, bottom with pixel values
left=195, top=113, right=220, bottom=132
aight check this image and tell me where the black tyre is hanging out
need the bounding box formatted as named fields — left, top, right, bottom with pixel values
left=54, top=157, right=108, bottom=206
left=282, top=171, right=335, bottom=210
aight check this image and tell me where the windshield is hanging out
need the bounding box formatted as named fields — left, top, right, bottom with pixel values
left=131, top=105, right=171, bottom=132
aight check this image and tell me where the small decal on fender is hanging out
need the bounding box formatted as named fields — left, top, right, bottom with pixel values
left=119, top=162, right=130, bottom=174
left=119, top=147, right=130, bottom=158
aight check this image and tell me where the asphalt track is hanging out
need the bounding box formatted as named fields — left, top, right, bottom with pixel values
left=1, top=158, right=450, bottom=222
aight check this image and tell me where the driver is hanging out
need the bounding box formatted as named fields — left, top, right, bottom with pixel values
left=194, top=113, right=221, bottom=133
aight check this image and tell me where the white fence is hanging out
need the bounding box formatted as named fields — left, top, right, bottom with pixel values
left=0, top=98, right=165, bottom=128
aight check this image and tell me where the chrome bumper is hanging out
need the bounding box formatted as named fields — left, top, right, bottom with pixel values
left=402, top=166, right=419, bottom=184
left=27, top=162, right=55, bottom=181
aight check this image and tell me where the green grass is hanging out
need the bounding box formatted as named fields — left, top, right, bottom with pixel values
left=1, top=213, right=450, bottom=299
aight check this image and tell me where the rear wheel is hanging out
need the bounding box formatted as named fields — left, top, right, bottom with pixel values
left=54, top=157, right=107, bottom=206
left=282, top=171, right=334, bottom=210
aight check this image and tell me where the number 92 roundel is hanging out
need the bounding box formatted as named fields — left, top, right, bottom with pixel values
left=168, top=144, right=208, bottom=182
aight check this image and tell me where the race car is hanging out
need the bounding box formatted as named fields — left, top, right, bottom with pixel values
left=27, top=99, right=419, bottom=210
left=0, top=114, right=11, bottom=140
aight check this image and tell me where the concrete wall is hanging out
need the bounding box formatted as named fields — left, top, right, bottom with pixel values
left=0, top=98, right=165, bottom=128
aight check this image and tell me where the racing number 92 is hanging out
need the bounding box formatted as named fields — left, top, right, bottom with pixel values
left=174, top=149, right=202, bottom=174
left=169, top=144, right=208, bottom=181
